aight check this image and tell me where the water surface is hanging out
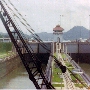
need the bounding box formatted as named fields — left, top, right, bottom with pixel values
left=79, top=63, right=90, bottom=77
left=0, top=63, right=36, bottom=89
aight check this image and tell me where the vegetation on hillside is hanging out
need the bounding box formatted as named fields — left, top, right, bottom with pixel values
left=0, top=42, right=12, bottom=53
left=0, top=42, right=13, bottom=59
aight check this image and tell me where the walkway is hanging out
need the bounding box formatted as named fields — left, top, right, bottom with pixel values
left=71, top=60, right=90, bottom=87
left=58, top=53, right=75, bottom=90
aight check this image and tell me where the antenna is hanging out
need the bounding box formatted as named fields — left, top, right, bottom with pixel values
left=60, top=15, right=63, bottom=26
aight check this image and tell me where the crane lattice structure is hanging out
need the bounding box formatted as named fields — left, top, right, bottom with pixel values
left=0, top=1, right=54, bottom=89
left=0, top=0, right=67, bottom=89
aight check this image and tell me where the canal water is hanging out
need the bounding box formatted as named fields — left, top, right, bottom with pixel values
left=0, top=57, right=90, bottom=89
left=70, top=53, right=90, bottom=77
left=0, top=62, right=36, bottom=89
left=0, top=56, right=46, bottom=89
left=79, top=63, right=90, bottom=77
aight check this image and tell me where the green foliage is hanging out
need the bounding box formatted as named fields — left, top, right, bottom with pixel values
left=0, top=52, right=10, bottom=59
left=0, top=35, right=2, bottom=38
left=0, top=42, right=12, bottom=53
left=52, top=84, right=64, bottom=87
left=65, top=62, right=73, bottom=67
left=75, top=84, right=84, bottom=88
left=52, top=65, right=63, bottom=82
left=61, top=53, right=66, bottom=59
left=53, top=65, right=62, bottom=73
left=70, top=74, right=83, bottom=81
left=68, top=68, right=74, bottom=72
left=54, top=52, right=57, bottom=58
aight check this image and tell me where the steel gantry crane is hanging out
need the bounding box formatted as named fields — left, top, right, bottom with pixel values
left=0, top=0, right=66, bottom=89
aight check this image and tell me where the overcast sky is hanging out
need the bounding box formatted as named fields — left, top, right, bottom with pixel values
left=1, top=0, right=90, bottom=34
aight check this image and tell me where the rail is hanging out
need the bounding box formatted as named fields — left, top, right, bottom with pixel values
left=71, top=60, right=90, bottom=87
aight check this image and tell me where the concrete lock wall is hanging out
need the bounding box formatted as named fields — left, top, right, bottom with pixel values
left=17, top=42, right=52, bottom=54
left=28, top=43, right=51, bottom=53
left=66, top=42, right=90, bottom=53
left=65, top=42, right=90, bottom=63
left=79, top=43, right=90, bottom=53
left=66, top=43, right=78, bottom=53
left=39, top=43, right=51, bottom=53
left=0, top=55, right=21, bottom=78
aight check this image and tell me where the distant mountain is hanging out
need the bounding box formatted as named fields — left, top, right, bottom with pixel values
left=0, top=34, right=2, bottom=38
left=63, top=26, right=89, bottom=40
left=36, top=32, right=53, bottom=41
left=0, top=32, right=9, bottom=38
left=0, top=32, right=31, bottom=39
left=0, top=26, right=89, bottom=41
left=36, top=26, right=90, bottom=41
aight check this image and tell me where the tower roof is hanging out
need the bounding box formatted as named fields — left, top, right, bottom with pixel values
left=53, top=25, right=64, bottom=32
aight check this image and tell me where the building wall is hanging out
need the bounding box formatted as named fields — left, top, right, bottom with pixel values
left=53, top=32, right=63, bottom=42
left=0, top=38, right=11, bottom=42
